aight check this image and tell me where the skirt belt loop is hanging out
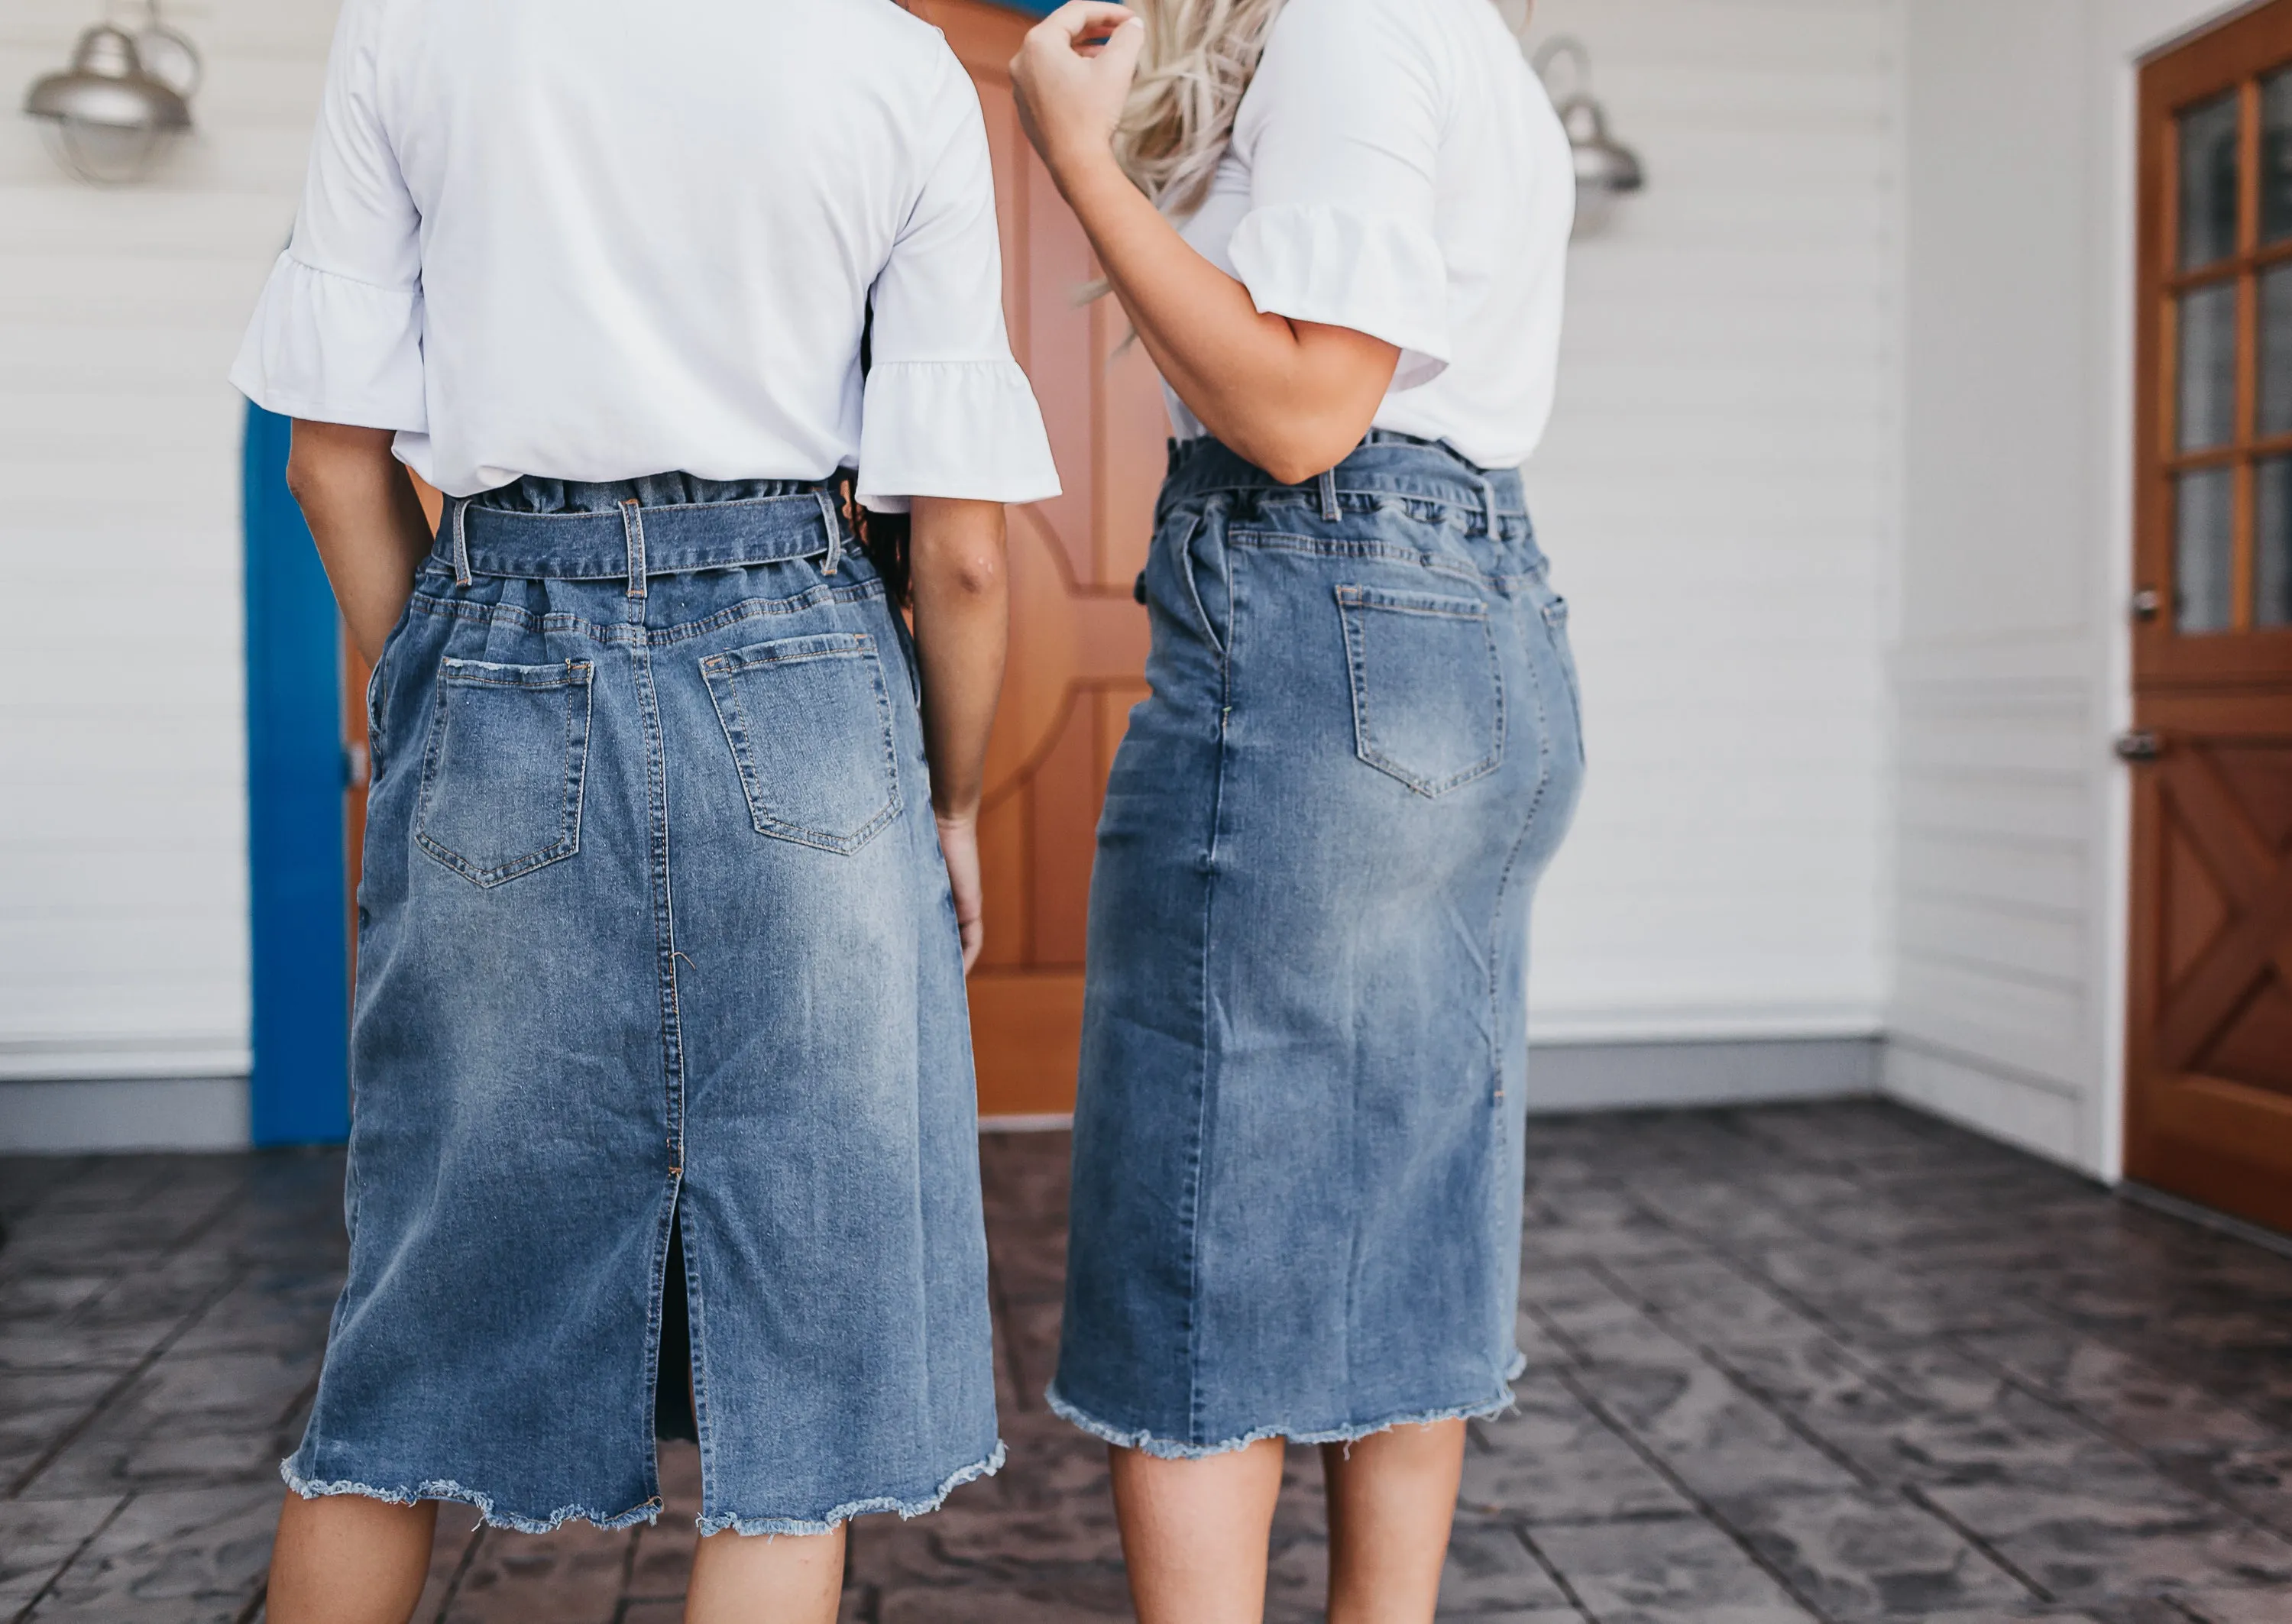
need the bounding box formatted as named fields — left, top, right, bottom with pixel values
left=620, top=498, right=648, bottom=600
left=451, top=497, right=474, bottom=588
left=815, top=487, right=843, bottom=576
left=1317, top=469, right=1339, bottom=523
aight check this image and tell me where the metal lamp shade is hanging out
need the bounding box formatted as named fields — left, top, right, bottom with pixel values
left=1560, top=97, right=1644, bottom=197
left=24, top=23, right=192, bottom=184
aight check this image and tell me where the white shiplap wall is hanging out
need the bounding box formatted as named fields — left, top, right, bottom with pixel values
left=0, top=0, right=335, bottom=1146
left=1520, top=0, right=1899, bottom=1050
left=1889, top=0, right=2249, bottom=1176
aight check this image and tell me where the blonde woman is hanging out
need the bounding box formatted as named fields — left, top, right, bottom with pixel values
left=1011, top=2, right=1581, bottom=1619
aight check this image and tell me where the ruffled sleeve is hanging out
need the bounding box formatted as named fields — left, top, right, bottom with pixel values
left=232, top=254, right=426, bottom=430
left=1228, top=204, right=1451, bottom=390
left=229, top=0, right=426, bottom=432
left=856, top=52, right=1059, bottom=513
left=1225, top=0, right=1455, bottom=390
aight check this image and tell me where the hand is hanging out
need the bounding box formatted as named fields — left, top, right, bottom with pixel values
left=1010, top=2, right=1144, bottom=186
left=936, top=812, right=987, bottom=974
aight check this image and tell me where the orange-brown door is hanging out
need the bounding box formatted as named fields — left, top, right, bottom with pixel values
left=2128, top=3, right=2292, bottom=1234
left=921, top=0, right=1164, bottom=1119
left=348, top=8, right=1166, bottom=1119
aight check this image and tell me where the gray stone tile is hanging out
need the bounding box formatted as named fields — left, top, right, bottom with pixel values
left=1436, top=1516, right=1573, bottom=1614
left=26, top=1483, right=277, bottom=1623
left=1572, top=1360, right=1860, bottom=1502
left=437, top=1520, right=634, bottom=1624
left=876, top=1578, right=1132, bottom=1621
left=1708, top=1487, right=2032, bottom=1619
left=1923, top=1467, right=2292, bottom=1603
left=170, top=1267, right=342, bottom=1357
left=1460, top=1373, right=1693, bottom=1523
left=0, top=1495, right=121, bottom=1610
left=1962, top=1328, right=2277, bottom=1456
left=1527, top=1513, right=1820, bottom=1623
left=0, top=1370, right=116, bottom=1490
left=411, top=1501, right=487, bottom=1622
left=2172, top=1586, right=2292, bottom=1622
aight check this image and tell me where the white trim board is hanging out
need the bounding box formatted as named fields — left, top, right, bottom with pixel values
left=0, top=1076, right=250, bottom=1153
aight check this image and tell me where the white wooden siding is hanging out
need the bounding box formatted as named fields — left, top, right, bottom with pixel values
left=1522, top=0, right=1898, bottom=1050
left=1889, top=0, right=2252, bottom=1176
left=0, top=0, right=336, bottom=1120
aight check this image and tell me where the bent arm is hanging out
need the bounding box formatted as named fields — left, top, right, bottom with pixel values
left=1055, top=161, right=1397, bottom=485
left=285, top=420, right=435, bottom=666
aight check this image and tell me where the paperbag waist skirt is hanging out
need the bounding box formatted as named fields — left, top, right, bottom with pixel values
left=286, top=473, right=999, bottom=1534
left=1050, top=435, right=1585, bottom=1455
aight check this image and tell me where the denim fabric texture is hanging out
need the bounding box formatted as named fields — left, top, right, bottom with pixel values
left=1050, top=435, right=1585, bottom=1456
left=286, top=474, right=999, bottom=1534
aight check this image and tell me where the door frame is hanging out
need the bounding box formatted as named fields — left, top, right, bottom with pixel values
left=242, top=403, right=352, bottom=1147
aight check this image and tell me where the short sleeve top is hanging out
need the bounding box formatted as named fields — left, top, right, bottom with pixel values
left=230, top=0, right=1060, bottom=510
left=1170, top=0, right=1575, bottom=470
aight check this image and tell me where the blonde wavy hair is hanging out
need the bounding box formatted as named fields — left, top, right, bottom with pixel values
left=1111, top=0, right=1528, bottom=219
left=1111, top=0, right=1292, bottom=218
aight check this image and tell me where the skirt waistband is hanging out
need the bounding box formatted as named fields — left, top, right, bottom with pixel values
left=433, top=473, right=848, bottom=583
left=1161, top=432, right=1528, bottom=534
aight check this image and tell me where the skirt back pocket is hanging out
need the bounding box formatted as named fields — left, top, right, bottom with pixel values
left=1335, top=584, right=1505, bottom=797
left=415, top=658, right=594, bottom=886
left=701, top=632, right=902, bottom=854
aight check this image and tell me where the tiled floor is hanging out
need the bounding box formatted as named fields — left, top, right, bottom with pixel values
left=3, top=1101, right=2290, bottom=1622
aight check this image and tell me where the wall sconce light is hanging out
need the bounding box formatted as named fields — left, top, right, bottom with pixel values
left=1531, top=37, right=1646, bottom=236
left=24, top=3, right=201, bottom=186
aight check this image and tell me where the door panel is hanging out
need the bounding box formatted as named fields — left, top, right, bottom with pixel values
left=924, top=0, right=1161, bottom=1118
left=2130, top=3, right=2292, bottom=1234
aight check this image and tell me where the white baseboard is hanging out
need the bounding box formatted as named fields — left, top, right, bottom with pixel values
left=0, top=1077, right=251, bottom=1153
left=1524, top=1036, right=1881, bottom=1113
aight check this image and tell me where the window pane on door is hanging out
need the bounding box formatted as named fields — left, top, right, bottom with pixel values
left=2177, top=467, right=2236, bottom=632
left=2261, top=457, right=2292, bottom=626
left=2183, top=92, right=2242, bottom=269
left=2180, top=280, right=2241, bottom=449
left=2263, top=267, right=2292, bottom=437
left=2268, top=71, right=2292, bottom=244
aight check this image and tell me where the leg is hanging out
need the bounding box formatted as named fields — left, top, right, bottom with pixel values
left=1319, top=1420, right=1466, bottom=1624
left=682, top=1525, right=847, bottom=1624
left=1108, top=1438, right=1287, bottom=1624
left=265, top=1492, right=437, bottom=1624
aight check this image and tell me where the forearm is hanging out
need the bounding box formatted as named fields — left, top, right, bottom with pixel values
left=286, top=422, right=434, bottom=665
left=1055, top=157, right=1394, bottom=482
left=906, top=497, right=1010, bottom=822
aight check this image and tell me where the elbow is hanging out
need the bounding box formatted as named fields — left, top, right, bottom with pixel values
left=940, top=546, right=1005, bottom=601
left=1232, top=406, right=1378, bottom=489
left=1248, top=429, right=1361, bottom=490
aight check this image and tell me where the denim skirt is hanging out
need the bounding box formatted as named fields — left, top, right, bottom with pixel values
left=1049, top=435, right=1585, bottom=1455
left=285, top=475, right=999, bottom=1534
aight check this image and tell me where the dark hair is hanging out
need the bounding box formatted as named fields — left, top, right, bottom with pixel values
left=847, top=300, right=913, bottom=607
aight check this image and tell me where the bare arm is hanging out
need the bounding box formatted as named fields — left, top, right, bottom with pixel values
left=1011, top=2, right=1399, bottom=484
left=906, top=496, right=1011, bottom=972
left=285, top=420, right=434, bottom=666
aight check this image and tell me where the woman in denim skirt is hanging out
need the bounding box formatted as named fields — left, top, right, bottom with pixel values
left=1013, top=2, right=1582, bottom=1618
left=230, top=2, right=1057, bottom=1619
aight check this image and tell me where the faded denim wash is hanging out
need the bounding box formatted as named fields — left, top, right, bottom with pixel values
left=1051, top=435, right=1585, bottom=1455
left=286, top=474, right=999, bottom=1534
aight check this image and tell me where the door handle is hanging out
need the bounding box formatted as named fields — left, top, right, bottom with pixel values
left=2114, top=729, right=2165, bottom=762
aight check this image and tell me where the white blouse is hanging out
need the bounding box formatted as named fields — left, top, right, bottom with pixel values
left=231, top=0, right=1060, bottom=511
left=1171, top=0, right=1575, bottom=471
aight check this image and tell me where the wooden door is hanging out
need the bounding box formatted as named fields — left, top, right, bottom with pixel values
left=2128, top=3, right=2292, bottom=1234
left=348, top=8, right=1165, bottom=1119
left=920, top=0, right=1163, bottom=1119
